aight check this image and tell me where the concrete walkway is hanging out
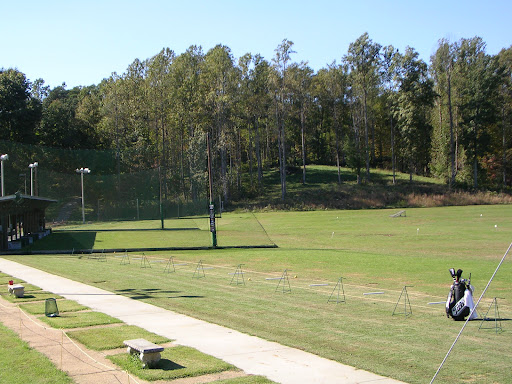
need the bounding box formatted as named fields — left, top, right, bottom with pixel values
left=0, top=258, right=406, bottom=384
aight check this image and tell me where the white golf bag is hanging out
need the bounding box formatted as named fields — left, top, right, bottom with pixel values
left=446, top=268, right=477, bottom=321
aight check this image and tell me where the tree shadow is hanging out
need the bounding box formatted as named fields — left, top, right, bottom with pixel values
left=69, top=228, right=199, bottom=232
left=114, top=288, right=184, bottom=300
left=29, top=231, right=97, bottom=251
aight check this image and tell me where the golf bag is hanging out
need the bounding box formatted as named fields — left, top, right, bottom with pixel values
left=446, top=268, right=477, bottom=321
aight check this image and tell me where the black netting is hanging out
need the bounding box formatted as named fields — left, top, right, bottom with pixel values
left=1, top=140, right=208, bottom=223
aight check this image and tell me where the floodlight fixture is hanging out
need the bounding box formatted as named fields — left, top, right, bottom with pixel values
left=29, top=162, right=39, bottom=196
left=1, top=154, right=8, bottom=197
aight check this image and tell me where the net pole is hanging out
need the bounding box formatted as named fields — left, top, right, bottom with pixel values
left=207, top=132, right=217, bottom=248
left=430, top=242, right=512, bottom=383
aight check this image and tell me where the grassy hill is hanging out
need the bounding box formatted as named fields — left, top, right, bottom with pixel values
left=231, top=165, right=512, bottom=211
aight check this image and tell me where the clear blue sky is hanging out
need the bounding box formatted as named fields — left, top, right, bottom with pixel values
left=1, top=0, right=510, bottom=89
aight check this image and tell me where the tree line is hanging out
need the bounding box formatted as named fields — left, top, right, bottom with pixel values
left=1, top=33, right=511, bottom=204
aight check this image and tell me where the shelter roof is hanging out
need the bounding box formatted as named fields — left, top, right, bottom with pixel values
left=0, top=194, right=57, bottom=215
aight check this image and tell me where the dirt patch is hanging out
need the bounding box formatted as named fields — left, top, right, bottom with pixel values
left=0, top=295, right=249, bottom=384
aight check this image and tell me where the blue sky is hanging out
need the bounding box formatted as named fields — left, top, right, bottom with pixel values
left=1, top=0, right=510, bottom=89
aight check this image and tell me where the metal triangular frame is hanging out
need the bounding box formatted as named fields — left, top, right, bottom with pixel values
left=98, top=249, right=107, bottom=262
left=328, top=277, right=346, bottom=304
left=89, top=249, right=107, bottom=262
left=392, top=285, right=413, bottom=317
left=120, top=251, right=130, bottom=265
left=478, top=297, right=503, bottom=334
left=193, top=260, right=206, bottom=278
left=140, top=254, right=151, bottom=268
left=164, top=256, right=176, bottom=273
left=230, top=264, right=245, bottom=286
left=275, top=269, right=291, bottom=293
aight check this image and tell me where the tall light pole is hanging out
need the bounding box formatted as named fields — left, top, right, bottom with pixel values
left=1, top=154, right=8, bottom=197
left=29, top=162, right=38, bottom=196
left=76, top=168, right=91, bottom=224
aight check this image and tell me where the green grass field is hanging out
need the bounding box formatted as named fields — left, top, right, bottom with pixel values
left=0, top=323, right=72, bottom=384
left=2, top=204, right=511, bottom=383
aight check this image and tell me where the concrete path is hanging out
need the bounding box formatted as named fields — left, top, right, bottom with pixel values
left=0, top=258, right=406, bottom=384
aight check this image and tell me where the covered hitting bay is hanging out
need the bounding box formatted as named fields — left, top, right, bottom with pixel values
left=0, top=193, right=56, bottom=251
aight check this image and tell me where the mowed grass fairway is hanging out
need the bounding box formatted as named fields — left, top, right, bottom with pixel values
left=2, top=205, right=511, bottom=383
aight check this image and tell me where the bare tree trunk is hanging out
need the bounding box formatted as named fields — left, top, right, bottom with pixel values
left=352, top=113, right=362, bottom=185
left=275, top=96, right=285, bottom=200
left=161, top=111, right=167, bottom=200
left=189, top=126, right=197, bottom=202
left=390, top=112, right=396, bottom=185
left=370, top=115, right=376, bottom=166
left=473, top=156, right=478, bottom=189
left=254, top=118, right=263, bottom=189
left=220, top=130, right=228, bottom=202
left=473, top=121, right=478, bottom=189
left=335, top=129, right=341, bottom=185
left=503, top=105, right=507, bottom=188
left=237, top=128, right=242, bottom=191
left=301, top=107, right=306, bottom=185
left=363, top=89, right=370, bottom=183
left=179, top=120, right=185, bottom=199
left=454, top=102, right=460, bottom=176
left=334, top=106, right=342, bottom=184
left=280, top=117, right=286, bottom=199
left=447, top=70, right=455, bottom=188
left=247, top=119, right=253, bottom=187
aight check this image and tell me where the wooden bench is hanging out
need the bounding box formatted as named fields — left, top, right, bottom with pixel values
left=124, top=338, right=164, bottom=368
left=7, top=284, right=24, bottom=298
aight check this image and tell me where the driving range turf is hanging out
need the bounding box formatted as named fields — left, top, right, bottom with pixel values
left=2, top=204, right=511, bottom=384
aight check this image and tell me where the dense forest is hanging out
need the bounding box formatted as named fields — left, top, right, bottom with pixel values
left=1, top=33, right=512, bottom=206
